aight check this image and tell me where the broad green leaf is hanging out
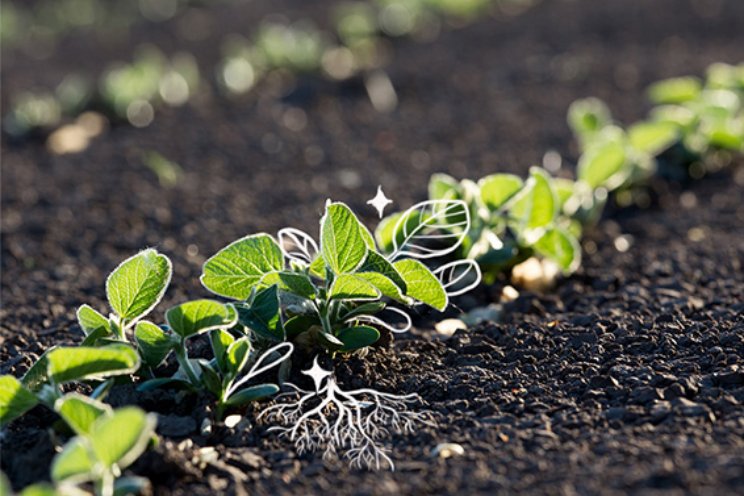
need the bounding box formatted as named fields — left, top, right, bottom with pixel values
left=428, top=173, right=462, bottom=201
left=628, top=121, right=679, bottom=155
left=359, top=223, right=377, bottom=251
left=51, top=438, right=95, bottom=483
left=0, top=375, right=38, bottom=426
left=393, top=259, right=447, bottom=311
left=76, top=305, right=110, bottom=336
left=509, top=168, right=559, bottom=231
left=648, top=76, right=702, bottom=104
left=88, top=407, right=157, bottom=469
left=355, top=272, right=406, bottom=302
left=106, top=249, right=172, bottom=322
left=201, top=234, right=284, bottom=300
left=337, top=326, right=380, bottom=352
left=54, top=394, right=112, bottom=436
left=166, top=300, right=238, bottom=339
left=224, top=383, right=279, bottom=406
left=137, top=377, right=194, bottom=392
left=318, top=331, right=344, bottom=350
left=533, top=227, right=581, bottom=273
left=577, top=134, right=627, bottom=189
left=358, top=251, right=407, bottom=292
left=135, top=321, right=177, bottom=368
left=260, top=271, right=316, bottom=299
left=210, top=329, right=235, bottom=373
left=650, top=105, right=696, bottom=128
left=328, top=274, right=381, bottom=300
left=479, top=174, right=524, bottom=210
left=226, top=338, right=251, bottom=374
left=21, top=348, right=54, bottom=392
left=320, top=202, right=368, bottom=274
left=235, top=285, right=284, bottom=341
left=47, top=344, right=140, bottom=384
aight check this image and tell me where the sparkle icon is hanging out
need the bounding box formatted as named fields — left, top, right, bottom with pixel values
left=302, top=356, right=333, bottom=391
left=367, top=185, right=393, bottom=218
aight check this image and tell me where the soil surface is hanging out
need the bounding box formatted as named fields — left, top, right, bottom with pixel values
left=2, top=0, right=744, bottom=494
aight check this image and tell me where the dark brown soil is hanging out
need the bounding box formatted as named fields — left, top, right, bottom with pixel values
left=2, top=0, right=743, bottom=494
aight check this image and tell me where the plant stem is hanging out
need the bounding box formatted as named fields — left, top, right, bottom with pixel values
left=174, top=343, right=200, bottom=386
left=98, top=470, right=114, bottom=496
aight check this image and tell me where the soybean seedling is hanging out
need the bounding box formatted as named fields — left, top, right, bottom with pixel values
left=200, top=199, right=480, bottom=354
left=134, top=300, right=291, bottom=419
left=0, top=344, right=140, bottom=427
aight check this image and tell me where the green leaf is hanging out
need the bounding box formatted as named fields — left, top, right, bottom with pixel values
left=197, top=361, right=222, bottom=396
left=509, top=168, right=559, bottom=231
left=76, top=305, right=111, bottom=336
left=284, top=314, right=321, bottom=339
left=553, top=178, right=576, bottom=209
left=51, top=437, right=96, bottom=483
left=374, top=212, right=406, bottom=254
left=648, top=76, right=702, bottom=104
left=338, top=302, right=386, bottom=321
left=318, top=331, right=345, bottom=350
left=224, top=383, right=279, bottom=406
left=577, top=134, right=627, bottom=189
left=479, top=174, right=524, bottom=210
left=88, top=407, right=157, bottom=469
left=47, top=344, right=140, bottom=384
left=106, top=249, right=172, bottom=322
left=320, top=202, right=368, bottom=274
left=113, top=476, right=151, bottom=496
left=337, top=326, right=380, bottom=352
left=567, top=97, right=612, bottom=145
left=428, top=173, right=462, bottom=201
left=328, top=274, right=381, bottom=300
left=135, top=321, right=177, bottom=368
left=393, top=259, right=447, bottom=311
left=226, top=338, right=251, bottom=375
left=260, top=271, right=316, bottom=299
left=80, top=326, right=113, bottom=347
left=533, top=227, right=582, bottom=273
left=235, top=285, right=284, bottom=341
left=210, top=329, right=235, bottom=373
left=358, top=251, right=407, bottom=292
left=21, top=348, right=54, bottom=392
left=165, top=300, right=238, bottom=339
left=20, top=484, right=60, bottom=496
left=201, top=234, right=284, bottom=300
left=308, top=255, right=327, bottom=279
left=355, top=273, right=406, bottom=302
left=54, top=394, right=112, bottom=436
left=628, top=121, right=679, bottom=155
left=0, top=375, right=38, bottom=426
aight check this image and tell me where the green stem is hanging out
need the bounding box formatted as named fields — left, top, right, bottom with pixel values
left=174, top=342, right=200, bottom=386
left=98, top=470, right=114, bottom=496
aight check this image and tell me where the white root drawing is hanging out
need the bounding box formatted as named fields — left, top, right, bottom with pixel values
left=258, top=358, right=434, bottom=470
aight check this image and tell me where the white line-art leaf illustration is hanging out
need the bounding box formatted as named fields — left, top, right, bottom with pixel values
left=226, top=342, right=294, bottom=398
left=345, top=306, right=413, bottom=334
left=387, top=199, right=470, bottom=261
left=278, top=228, right=319, bottom=265
left=433, top=260, right=483, bottom=297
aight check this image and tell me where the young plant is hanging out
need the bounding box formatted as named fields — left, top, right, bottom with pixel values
left=76, top=248, right=171, bottom=347
left=51, top=399, right=156, bottom=496
left=200, top=200, right=479, bottom=354
left=134, top=300, right=291, bottom=418
left=0, top=344, right=140, bottom=426
left=379, top=169, right=582, bottom=283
